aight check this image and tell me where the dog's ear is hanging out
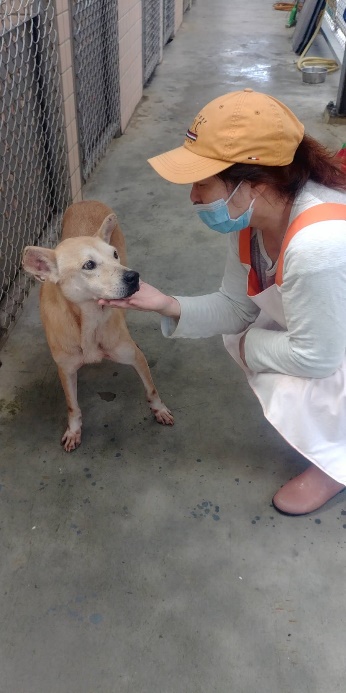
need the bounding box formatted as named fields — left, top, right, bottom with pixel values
left=97, top=213, right=118, bottom=245
left=22, top=247, right=59, bottom=283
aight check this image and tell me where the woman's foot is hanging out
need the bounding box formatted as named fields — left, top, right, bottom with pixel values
left=272, top=464, right=345, bottom=516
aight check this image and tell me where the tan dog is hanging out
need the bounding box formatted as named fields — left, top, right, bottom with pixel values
left=22, top=200, right=173, bottom=451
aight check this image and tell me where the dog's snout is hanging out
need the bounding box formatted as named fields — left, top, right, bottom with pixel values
left=123, top=270, right=139, bottom=286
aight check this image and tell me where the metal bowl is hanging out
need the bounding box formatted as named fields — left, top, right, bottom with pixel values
left=301, top=66, right=327, bottom=84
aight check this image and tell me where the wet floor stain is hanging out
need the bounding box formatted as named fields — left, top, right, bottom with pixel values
left=336, top=509, right=346, bottom=528
left=70, top=523, right=82, bottom=535
left=89, top=613, right=103, bottom=624
left=190, top=500, right=220, bottom=521
left=82, top=467, right=106, bottom=491
left=98, top=391, right=116, bottom=402
left=47, top=594, right=102, bottom=625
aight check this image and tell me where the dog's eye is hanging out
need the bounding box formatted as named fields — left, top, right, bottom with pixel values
left=113, top=250, right=118, bottom=259
left=82, top=260, right=96, bottom=270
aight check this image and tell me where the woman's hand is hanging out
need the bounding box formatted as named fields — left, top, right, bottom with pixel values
left=98, top=280, right=181, bottom=318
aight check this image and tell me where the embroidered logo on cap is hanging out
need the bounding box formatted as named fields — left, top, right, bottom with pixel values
left=186, top=129, right=197, bottom=142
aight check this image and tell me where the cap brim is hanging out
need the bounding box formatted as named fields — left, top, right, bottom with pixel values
left=147, top=145, right=233, bottom=184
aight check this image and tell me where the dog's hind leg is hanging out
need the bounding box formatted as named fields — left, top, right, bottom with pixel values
left=58, top=367, right=83, bottom=451
left=108, top=341, right=174, bottom=425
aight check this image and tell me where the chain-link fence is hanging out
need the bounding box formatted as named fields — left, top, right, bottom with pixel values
left=0, top=0, right=70, bottom=344
left=142, top=0, right=161, bottom=85
left=0, top=0, right=193, bottom=344
left=71, top=0, right=121, bottom=182
left=324, top=0, right=346, bottom=51
left=163, top=0, right=174, bottom=45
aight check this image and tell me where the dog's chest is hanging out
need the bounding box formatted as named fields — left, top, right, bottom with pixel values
left=80, top=305, right=113, bottom=363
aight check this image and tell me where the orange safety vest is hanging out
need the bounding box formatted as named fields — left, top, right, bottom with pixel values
left=238, top=203, right=346, bottom=292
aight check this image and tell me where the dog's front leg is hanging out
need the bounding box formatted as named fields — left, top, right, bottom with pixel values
left=109, top=342, right=174, bottom=425
left=58, top=367, right=82, bottom=451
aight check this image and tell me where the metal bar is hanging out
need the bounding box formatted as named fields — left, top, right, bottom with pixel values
left=336, top=40, right=346, bottom=114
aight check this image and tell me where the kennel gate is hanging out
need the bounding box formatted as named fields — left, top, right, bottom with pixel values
left=0, top=0, right=70, bottom=343
left=142, top=0, right=161, bottom=84
left=71, top=0, right=121, bottom=182
left=163, top=0, right=174, bottom=45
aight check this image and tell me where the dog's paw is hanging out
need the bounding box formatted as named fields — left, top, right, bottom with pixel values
left=61, top=427, right=82, bottom=452
left=153, top=405, right=174, bottom=426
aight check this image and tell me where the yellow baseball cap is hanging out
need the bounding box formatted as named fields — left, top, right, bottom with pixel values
left=148, top=89, right=305, bottom=184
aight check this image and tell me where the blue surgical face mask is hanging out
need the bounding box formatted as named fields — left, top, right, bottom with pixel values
left=194, top=181, right=255, bottom=233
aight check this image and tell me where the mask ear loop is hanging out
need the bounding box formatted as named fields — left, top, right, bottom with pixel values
left=225, top=180, right=243, bottom=204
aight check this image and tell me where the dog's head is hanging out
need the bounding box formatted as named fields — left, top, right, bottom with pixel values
left=22, top=213, right=140, bottom=302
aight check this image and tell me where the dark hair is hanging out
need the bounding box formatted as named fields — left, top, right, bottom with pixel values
left=217, top=134, right=346, bottom=200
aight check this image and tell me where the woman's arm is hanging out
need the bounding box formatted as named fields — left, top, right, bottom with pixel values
left=163, top=233, right=260, bottom=338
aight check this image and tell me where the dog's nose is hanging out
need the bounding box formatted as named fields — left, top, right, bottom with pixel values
left=123, top=270, right=139, bottom=286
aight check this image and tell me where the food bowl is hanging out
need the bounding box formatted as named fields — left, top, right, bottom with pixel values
left=301, top=66, right=327, bottom=84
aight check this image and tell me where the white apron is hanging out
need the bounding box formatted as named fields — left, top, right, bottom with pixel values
left=223, top=203, right=346, bottom=485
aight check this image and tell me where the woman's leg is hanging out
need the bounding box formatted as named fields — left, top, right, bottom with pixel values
left=272, top=464, right=345, bottom=515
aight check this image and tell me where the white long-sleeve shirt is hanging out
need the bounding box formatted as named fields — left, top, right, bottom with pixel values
left=161, top=182, right=346, bottom=379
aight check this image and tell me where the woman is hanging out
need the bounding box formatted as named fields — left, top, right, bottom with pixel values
left=101, top=88, right=346, bottom=516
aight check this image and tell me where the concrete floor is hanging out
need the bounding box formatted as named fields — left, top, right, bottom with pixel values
left=2, top=1, right=346, bottom=691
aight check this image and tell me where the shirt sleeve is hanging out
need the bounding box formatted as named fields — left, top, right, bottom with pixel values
left=161, top=232, right=260, bottom=339
left=244, top=221, right=346, bottom=378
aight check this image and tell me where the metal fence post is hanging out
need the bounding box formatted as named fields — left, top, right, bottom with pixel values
left=336, top=42, right=346, bottom=115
